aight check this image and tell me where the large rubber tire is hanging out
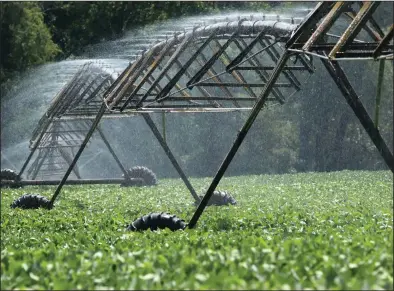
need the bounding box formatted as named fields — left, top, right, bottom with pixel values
left=122, top=166, right=157, bottom=186
left=194, top=190, right=237, bottom=207
left=10, top=194, right=51, bottom=209
left=1, top=169, right=21, bottom=188
left=127, top=212, right=186, bottom=231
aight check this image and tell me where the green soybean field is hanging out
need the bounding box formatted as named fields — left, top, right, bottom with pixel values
left=1, top=170, right=393, bottom=290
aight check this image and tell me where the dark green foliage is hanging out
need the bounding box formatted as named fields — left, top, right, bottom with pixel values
left=119, top=178, right=145, bottom=187
left=0, top=2, right=214, bottom=85
left=127, top=212, right=186, bottom=231
left=38, top=2, right=218, bottom=58
left=0, top=1, right=278, bottom=85
left=10, top=194, right=50, bottom=209
left=1, top=171, right=392, bottom=289
left=0, top=2, right=60, bottom=84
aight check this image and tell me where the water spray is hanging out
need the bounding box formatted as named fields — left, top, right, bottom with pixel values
left=4, top=3, right=393, bottom=232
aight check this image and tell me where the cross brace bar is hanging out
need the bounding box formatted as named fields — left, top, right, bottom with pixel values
left=198, top=82, right=292, bottom=88
left=154, top=29, right=219, bottom=102
left=226, top=29, right=268, bottom=71
left=235, top=38, right=285, bottom=104
left=96, top=125, right=131, bottom=179
left=373, top=25, right=394, bottom=59
left=286, top=2, right=334, bottom=48
left=187, top=32, right=238, bottom=89
left=302, top=2, right=349, bottom=52
left=235, top=65, right=308, bottom=71
left=328, top=2, right=380, bottom=59
left=134, top=34, right=193, bottom=108
left=142, top=113, right=200, bottom=202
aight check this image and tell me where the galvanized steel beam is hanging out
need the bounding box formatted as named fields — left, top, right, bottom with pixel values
left=328, top=2, right=380, bottom=59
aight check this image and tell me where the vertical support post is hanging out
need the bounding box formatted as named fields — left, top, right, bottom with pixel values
left=48, top=103, right=106, bottom=208
left=162, top=112, right=167, bottom=143
left=320, top=58, right=394, bottom=172
left=142, top=113, right=200, bottom=202
left=96, top=125, right=131, bottom=179
left=188, top=51, right=291, bottom=228
left=374, top=59, right=385, bottom=127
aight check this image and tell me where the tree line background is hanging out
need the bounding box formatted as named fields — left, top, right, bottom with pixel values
left=1, top=1, right=278, bottom=85
left=0, top=2, right=392, bottom=178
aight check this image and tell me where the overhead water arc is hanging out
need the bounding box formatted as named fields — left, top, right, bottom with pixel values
left=1, top=7, right=312, bottom=174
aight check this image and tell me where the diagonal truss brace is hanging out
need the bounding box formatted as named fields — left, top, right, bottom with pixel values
left=134, top=34, right=194, bottom=108
left=187, top=32, right=238, bottom=89
left=46, top=105, right=200, bottom=207
left=188, top=46, right=393, bottom=227
left=302, top=2, right=349, bottom=52
left=373, top=25, right=394, bottom=59
left=328, top=2, right=380, bottom=59
left=18, top=116, right=54, bottom=179
left=142, top=114, right=199, bottom=201
left=48, top=104, right=107, bottom=209
left=153, top=29, right=219, bottom=102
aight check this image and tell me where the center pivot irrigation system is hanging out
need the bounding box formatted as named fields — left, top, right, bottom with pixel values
left=4, top=2, right=394, bottom=231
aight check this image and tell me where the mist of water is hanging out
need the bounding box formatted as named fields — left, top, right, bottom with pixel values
left=2, top=4, right=390, bottom=179
left=0, top=6, right=313, bottom=179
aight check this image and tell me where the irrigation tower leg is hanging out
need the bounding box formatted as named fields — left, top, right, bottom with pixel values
left=17, top=119, right=53, bottom=180
left=188, top=51, right=291, bottom=228
left=142, top=113, right=200, bottom=202
left=374, top=60, right=385, bottom=128
left=31, top=148, right=53, bottom=180
left=18, top=148, right=38, bottom=179
left=58, top=147, right=82, bottom=179
left=96, top=125, right=131, bottom=179
left=48, top=104, right=106, bottom=209
left=321, top=58, right=394, bottom=173
left=30, top=148, right=51, bottom=180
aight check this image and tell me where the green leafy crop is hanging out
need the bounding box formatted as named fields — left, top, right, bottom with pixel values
left=1, top=170, right=393, bottom=290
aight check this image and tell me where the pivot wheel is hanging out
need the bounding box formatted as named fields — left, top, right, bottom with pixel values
left=10, top=194, right=51, bottom=209
left=194, top=190, right=237, bottom=206
left=121, top=166, right=158, bottom=187
left=127, top=212, right=186, bottom=231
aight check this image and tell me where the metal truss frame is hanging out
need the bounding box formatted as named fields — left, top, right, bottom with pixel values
left=16, top=3, right=393, bottom=230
